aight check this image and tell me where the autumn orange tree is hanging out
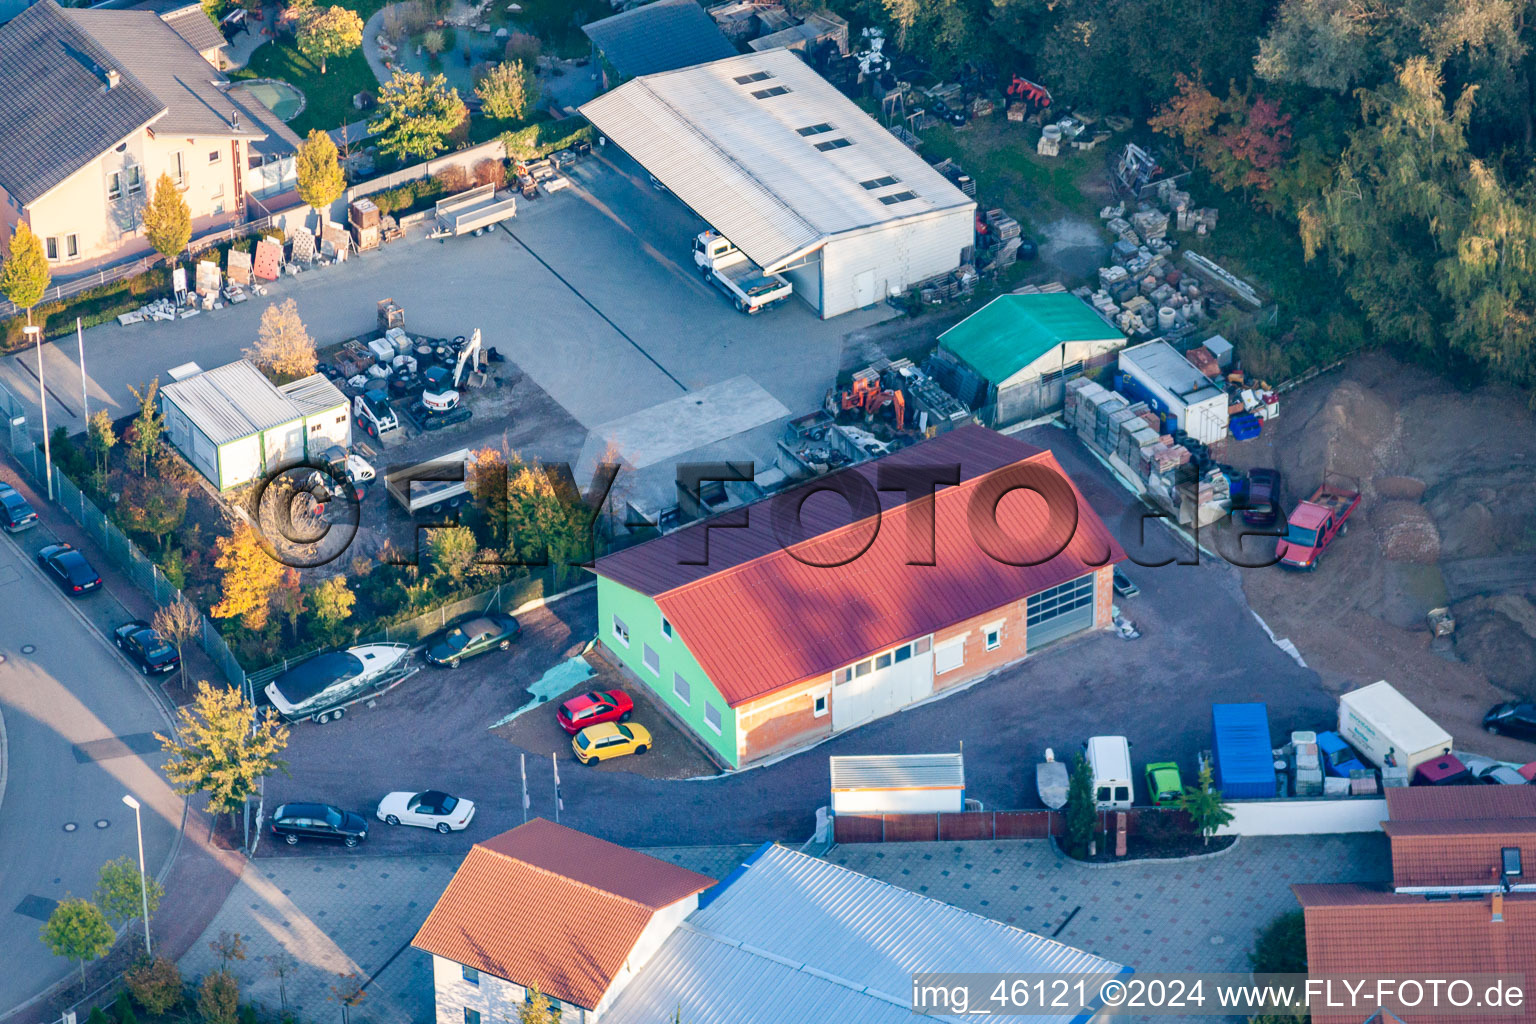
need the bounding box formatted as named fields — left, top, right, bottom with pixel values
left=211, top=521, right=286, bottom=630
left=1149, top=74, right=1294, bottom=202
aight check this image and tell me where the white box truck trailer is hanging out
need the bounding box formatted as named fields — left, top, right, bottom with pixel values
left=1337, top=680, right=1452, bottom=774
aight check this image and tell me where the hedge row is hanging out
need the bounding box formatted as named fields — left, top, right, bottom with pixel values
left=2, top=268, right=172, bottom=351
left=501, top=121, right=594, bottom=161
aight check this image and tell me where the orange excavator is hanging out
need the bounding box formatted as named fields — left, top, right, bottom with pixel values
left=830, top=369, right=907, bottom=430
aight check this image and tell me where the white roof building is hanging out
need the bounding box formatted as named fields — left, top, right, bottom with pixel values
left=160, top=361, right=350, bottom=491
left=602, top=843, right=1128, bottom=1023
left=580, top=48, right=976, bottom=318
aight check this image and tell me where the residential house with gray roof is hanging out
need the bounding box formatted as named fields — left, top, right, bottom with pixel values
left=0, top=0, right=300, bottom=274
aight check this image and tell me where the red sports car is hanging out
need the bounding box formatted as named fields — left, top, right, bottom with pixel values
left=557, top=689, right=634, bottom=735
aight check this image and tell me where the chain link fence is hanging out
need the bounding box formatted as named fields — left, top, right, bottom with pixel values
left=0, top=382, right=251, bottom=698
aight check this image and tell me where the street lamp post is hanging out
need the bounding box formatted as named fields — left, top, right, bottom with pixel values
left=121, top=794, right=152, bottom=956
left=22, top=323, right=52, bottom=499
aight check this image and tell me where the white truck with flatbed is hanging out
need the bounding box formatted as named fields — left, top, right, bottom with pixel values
left=692, top=230, right=792, bottom=313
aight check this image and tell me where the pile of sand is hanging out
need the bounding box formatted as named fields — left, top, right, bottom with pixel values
left=1374, top=476, right=1426, bottom=501
left=1298, top=381, right=1402, bottom=493
left=1454, top=602, right=1536, bottom=696
left=1372, top=500, right=1441, bottom=563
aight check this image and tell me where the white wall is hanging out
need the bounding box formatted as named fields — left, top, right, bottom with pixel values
left=431, top=956, right=588, bottom=1024
left=304, top=405, right=352, bottom=454
left=217, top=434, right=262, bottom=490
left=1215, top=798, right=1388, bottom=837
left=832, top=787, right=964, bottom=814
left=819, top=205, right=974, bottom=318
left=590, top=895, right=699, bottom=1018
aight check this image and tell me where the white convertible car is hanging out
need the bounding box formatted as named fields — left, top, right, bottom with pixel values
left=375, top=790, right=476, bottom=833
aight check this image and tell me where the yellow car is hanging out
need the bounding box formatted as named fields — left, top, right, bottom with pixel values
left=572, top=721, right=653, bottom=764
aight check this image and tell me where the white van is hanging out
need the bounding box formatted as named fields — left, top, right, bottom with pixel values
left=1085, top=736, right=1133, bottom=811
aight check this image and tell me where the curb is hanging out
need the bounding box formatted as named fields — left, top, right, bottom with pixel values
left=1045, top=832, right=1242, bottom=869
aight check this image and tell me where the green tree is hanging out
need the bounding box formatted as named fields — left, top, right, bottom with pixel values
left=0, top=220, right=51, bottom=317
left=1249, top=909, right=1308, bottom=973
left=211, top=521, right=287, bottom=629
left=519, top=987, right=558, bottom=1024
left=198, top=970, right=239, bottom=1024
left=152, top=600, right=202, bottom=689
left=40, top=898, right=114, bottom=986
left=127, top=379, right=165, bottom=475
left=115, top=990, right=141, bottom=1024
left=86, top=409, right=117, bottom=478
left=248, top=298, right=317, bottom=380
left=1064, top=753, right=1097, bottom=858
left=308, top=575, right=356, bottom=637
left=1177, top=763, right=1234, bottom=845
left=475, top=60, right=538, bottom=122
left=295, top=129, right=347, bottom=229
left=142, top=173, right=191, bottom=267
left=158, top=681, right=289, bottom=830
left=297, top=5, right=363, bottom=74
left=426, top=525, right=479, bottom=585
left=369, top=70, right=467, bottom=162
left=506, top=460, right=595, bottom=586
left=95, top=856, right=165, bottom=930
left=119, top=476, right=188, bottom=550
left=127, top=956, right=183, bottom=1015
left=422, top=28, right=445, bottom=55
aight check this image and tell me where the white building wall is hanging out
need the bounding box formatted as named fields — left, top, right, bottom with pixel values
left=818, top=206, right=974, bottom=318
left=1215, top=798, right=1388, bottom=836
left=304, top=404, right=352, bottom=454
left=832, top=786, right=965, bottom=814
left=431, top=956, right=590, bottom=1024
left=217, top=434, right=262, bottom=490
left=261, top=419, right=305, bottom=472
left=590, top=895, right=700, bottom=1018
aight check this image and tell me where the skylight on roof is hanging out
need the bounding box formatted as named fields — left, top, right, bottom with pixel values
left=878, top=190, right=918, bottom=204
left=753, top=85, right=790, bottom=98
left=814, top=138, right=851, bottom=151
left=797, top=123, right=834, bottom=137
left=734, top=71, right=772, bottom=84
left=860, top=176, right=898, bottom=189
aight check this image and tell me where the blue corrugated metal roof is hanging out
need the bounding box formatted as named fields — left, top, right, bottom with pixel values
left=1211, top=703, right=1275, bottom=799
left=604, top=844, right=1128, bottom=1024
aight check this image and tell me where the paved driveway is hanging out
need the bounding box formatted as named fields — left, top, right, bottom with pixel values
left=264, top=423, right=1336, bottom=853
left=2, top=152, right=886, bottom=444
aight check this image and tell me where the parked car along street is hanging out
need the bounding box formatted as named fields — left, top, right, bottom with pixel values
left=1241, top=468, right=1282, bottom=527
left=0, top=483, right=39, bottom=532
left=36, top=542, right=101, bottom=596
left=423, top=612, right=521, bottom=668
left=557, top=688, right=635, bottom=735
left=572, top=721, right=652, bottom=764
left=270, top=803, right=369, bottom=847
left=375, top=790, right=476, bottom=833
left=112, top=620, right=181, bottom=675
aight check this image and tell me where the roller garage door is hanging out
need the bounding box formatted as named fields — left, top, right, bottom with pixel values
left=1026, top=574, right=1096, bottom=651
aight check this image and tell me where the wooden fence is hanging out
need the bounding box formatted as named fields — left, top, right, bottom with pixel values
left=832, top=807, right=1194, bottom=844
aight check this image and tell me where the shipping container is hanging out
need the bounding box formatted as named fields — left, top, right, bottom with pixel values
left=1211, top=703, right=1276, bottom=799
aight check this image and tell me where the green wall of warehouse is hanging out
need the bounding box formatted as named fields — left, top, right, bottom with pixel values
left=595, top=577, right=737, bottom=767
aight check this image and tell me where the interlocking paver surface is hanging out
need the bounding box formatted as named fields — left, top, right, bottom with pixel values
left=182, top=834, right=1388, bottom=1024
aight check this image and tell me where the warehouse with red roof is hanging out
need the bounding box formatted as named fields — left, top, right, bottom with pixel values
left=591, top=425, right=1125, bottom=767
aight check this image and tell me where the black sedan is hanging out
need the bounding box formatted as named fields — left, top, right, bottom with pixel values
left=424, top=612, right=521, bottom=668
left=37, top=542, right=101, bottom=596
left=0, top=483, right=39, bottom=532
left=269, top=802, right=369, bottom=848
left=113, top=620, right=181, bottom=676
left=1484, top=701, right=1536, bottom=741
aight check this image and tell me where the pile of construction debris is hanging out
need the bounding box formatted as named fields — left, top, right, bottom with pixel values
left=1075, top=236, right=1209, bottom=340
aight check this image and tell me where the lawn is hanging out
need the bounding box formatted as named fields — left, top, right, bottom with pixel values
left=919, top=119, right=1104, bottom=233
left=232, top=38, right=377, bottom=137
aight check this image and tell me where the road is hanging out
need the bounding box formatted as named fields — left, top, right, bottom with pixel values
left=0, top=534, right=181, bottom=1015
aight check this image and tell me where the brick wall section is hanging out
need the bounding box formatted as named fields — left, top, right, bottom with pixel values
left=832, top=808, right=1193, bottom=843
left=1094, top=564, right=1113, bottom=628
left=735, top=570, right=1114, bottom=765
left=931, top=599, right=1028, bottom=693
left=738, top=684, right=833, bottom=763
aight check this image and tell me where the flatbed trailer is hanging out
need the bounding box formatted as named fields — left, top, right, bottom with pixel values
left=433, top=184, right=517, bottom=237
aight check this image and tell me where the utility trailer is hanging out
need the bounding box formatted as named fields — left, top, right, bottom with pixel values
left=385, top=447, right=471, bottom=515
left=432, top=184, right=517, bottom=238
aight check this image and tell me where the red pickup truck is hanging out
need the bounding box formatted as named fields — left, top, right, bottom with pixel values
left=1274, top=480, right=1361, bottom=570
